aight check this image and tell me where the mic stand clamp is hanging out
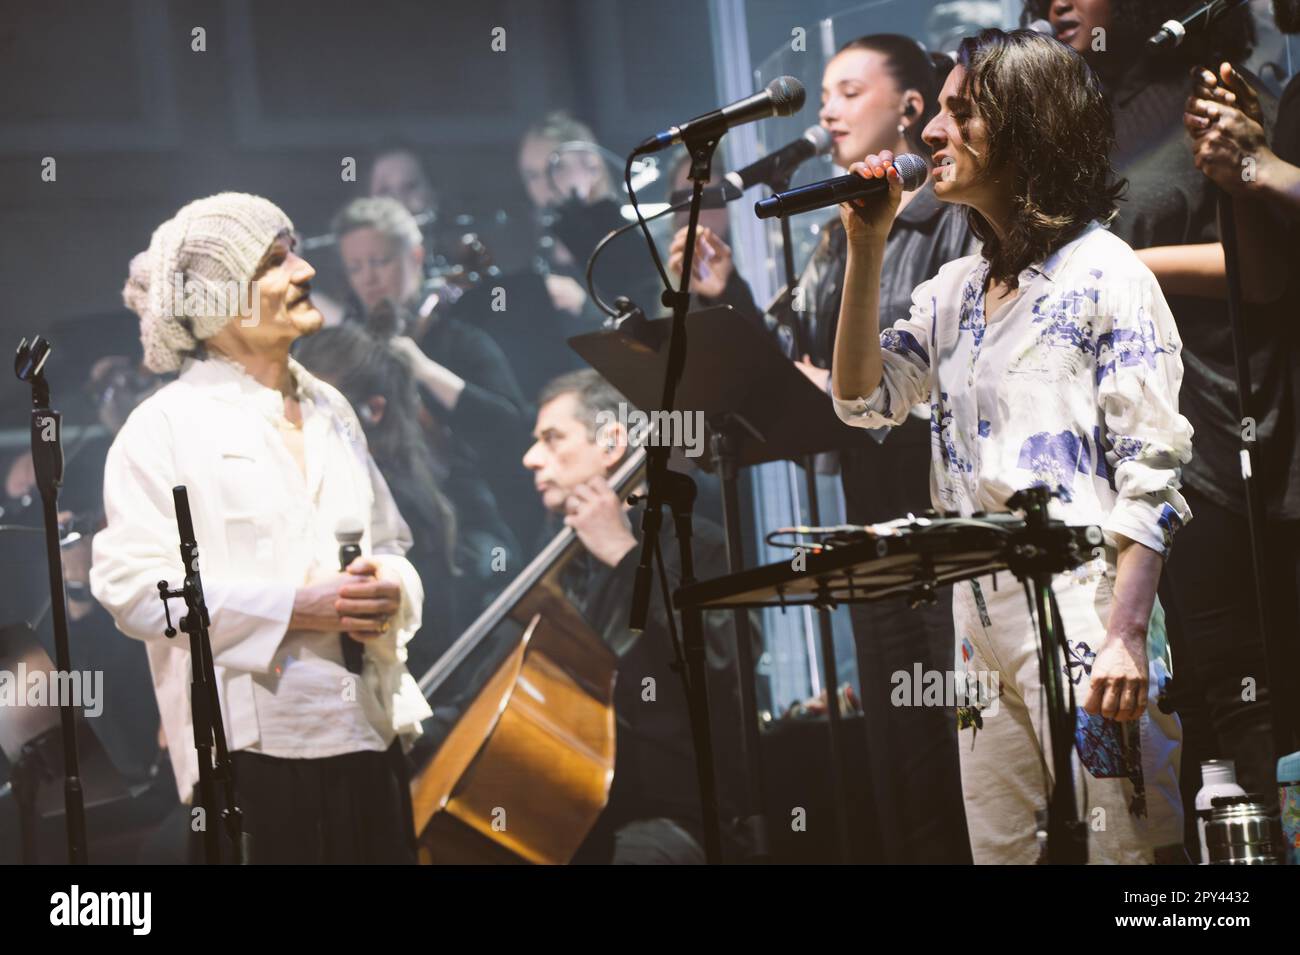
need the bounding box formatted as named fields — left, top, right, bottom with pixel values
left=605, top=296, right=666, bottom=352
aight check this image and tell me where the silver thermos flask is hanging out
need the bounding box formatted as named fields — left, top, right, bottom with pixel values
left=1205, top=795, right=1286, bottom=864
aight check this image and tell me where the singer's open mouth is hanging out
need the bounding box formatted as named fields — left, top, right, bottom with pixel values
left=1055, top=19, right=1080, bottom=42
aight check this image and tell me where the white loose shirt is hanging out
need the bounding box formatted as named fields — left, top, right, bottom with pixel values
left=833, top=222, right=1194, bottom=558
left=90, top=355, right=432, bottom=802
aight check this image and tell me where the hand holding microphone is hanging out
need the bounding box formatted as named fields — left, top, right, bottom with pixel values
left=333, top=517, right=398, bottom=675
left=284, top=518, right=402, bottom=673
left=755, top=150, right=928, bottom=224
left=838, top=151, right=908, bottom=247
left=290, top=565, right=396, bottom=631
left=825, top=152, right=925, bottom=404
left=334, top=558, right=400, bottom=637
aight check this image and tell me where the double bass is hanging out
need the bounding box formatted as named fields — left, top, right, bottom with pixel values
left=410, top=448, right=647, bottom=864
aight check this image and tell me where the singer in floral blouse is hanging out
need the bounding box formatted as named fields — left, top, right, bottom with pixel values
left=831, top=29, right=1192, bottom=864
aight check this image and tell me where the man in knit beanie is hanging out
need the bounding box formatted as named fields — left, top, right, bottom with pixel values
left=92, top=192, right=432, bottom=863
left=122, top=192, right=298, bottom=373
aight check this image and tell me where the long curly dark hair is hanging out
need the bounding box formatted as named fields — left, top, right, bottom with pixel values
left=1020, top=0, right=1257, bottom=70
left=295, top=323, right=459, bottom=575
left=955, top=29, right=1126, bottom=288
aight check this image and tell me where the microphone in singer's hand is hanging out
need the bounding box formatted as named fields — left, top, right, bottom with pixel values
left=336, top=516, right=364, bottom=572
left=753, top=153, right=929, bottom=220
left=335, top=516, right=366, bottom=674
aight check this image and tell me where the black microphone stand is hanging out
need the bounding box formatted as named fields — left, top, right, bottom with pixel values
left=626, top=135, right=726, bottom=864
left=587, top=183, right=773, bottom=863
left=1138, top=17, right=1291, bottom=750
left=12, top=335, right=87, bottom=865
left=1218, top=191, right=1297, bottom=752
left=157, top=486, right=247, bottom=864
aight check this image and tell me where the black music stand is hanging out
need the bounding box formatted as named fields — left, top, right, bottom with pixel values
left=571, top=306, right=872, bottom=472
left=571, top=305, right=869, bottom=861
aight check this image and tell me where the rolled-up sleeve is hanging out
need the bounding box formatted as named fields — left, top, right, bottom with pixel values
left=89, top=406, right=293, bottom=674
left=833, top=275, right=937, bottom=430
left=1096, top=275, right=1194, bottom=557
left=357, top=438, right=433, bottom=739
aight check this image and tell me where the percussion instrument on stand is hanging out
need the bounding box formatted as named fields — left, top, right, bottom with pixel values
left=675, top=485, right=1102, bottom=864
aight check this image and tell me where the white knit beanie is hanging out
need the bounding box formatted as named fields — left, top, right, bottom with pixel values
left=123, top=192, right=294, bottom=373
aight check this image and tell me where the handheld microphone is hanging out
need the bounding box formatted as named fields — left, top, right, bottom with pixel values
left=1147, top=0, right=1249, bottom=51
left=670, top=126, right=833, bottom=206
left=637, top=76, right=806, bottom=154
left=753, top=153, right=929, bottom=220
left=725, top=124, right=833, bottom=196
left=335, top=516, right=365, bottom=674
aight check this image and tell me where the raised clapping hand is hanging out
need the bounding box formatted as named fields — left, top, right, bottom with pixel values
left=668, top=225, right=733, bottom=299
left=1184, top=62, right=1271, bottom=198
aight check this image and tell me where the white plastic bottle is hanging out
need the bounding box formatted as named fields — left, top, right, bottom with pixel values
left=1196, top=759, right=1246, bottom=864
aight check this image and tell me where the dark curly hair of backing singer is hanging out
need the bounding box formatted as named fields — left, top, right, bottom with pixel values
left=953, top=28, right=1126, bottom=289
left=1020, top=0, right=1256, bottom=70
left=294, top=322, right=460, bottom=575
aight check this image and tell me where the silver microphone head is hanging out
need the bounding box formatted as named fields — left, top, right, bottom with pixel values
left=334, top=515, right=364, bottom=545
left=766, top=76, right=806, bottom=117
left=893, top=153, right=930, bottom=192
left=803, top=124, right=833, bottom=156
left=1027, top=19, right=1054, bottom=37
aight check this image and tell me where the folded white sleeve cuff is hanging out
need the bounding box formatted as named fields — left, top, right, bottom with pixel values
left=204, top=579, right=295, bottom=673
left=833, top=383, right=893, bottom=429
left=1102, top=496, right=1190, bottom=560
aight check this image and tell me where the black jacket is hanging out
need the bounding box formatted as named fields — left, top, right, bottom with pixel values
left=1104, top=61, right=1293, bottom=518
left=559, top=514, right=753, bottom=837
